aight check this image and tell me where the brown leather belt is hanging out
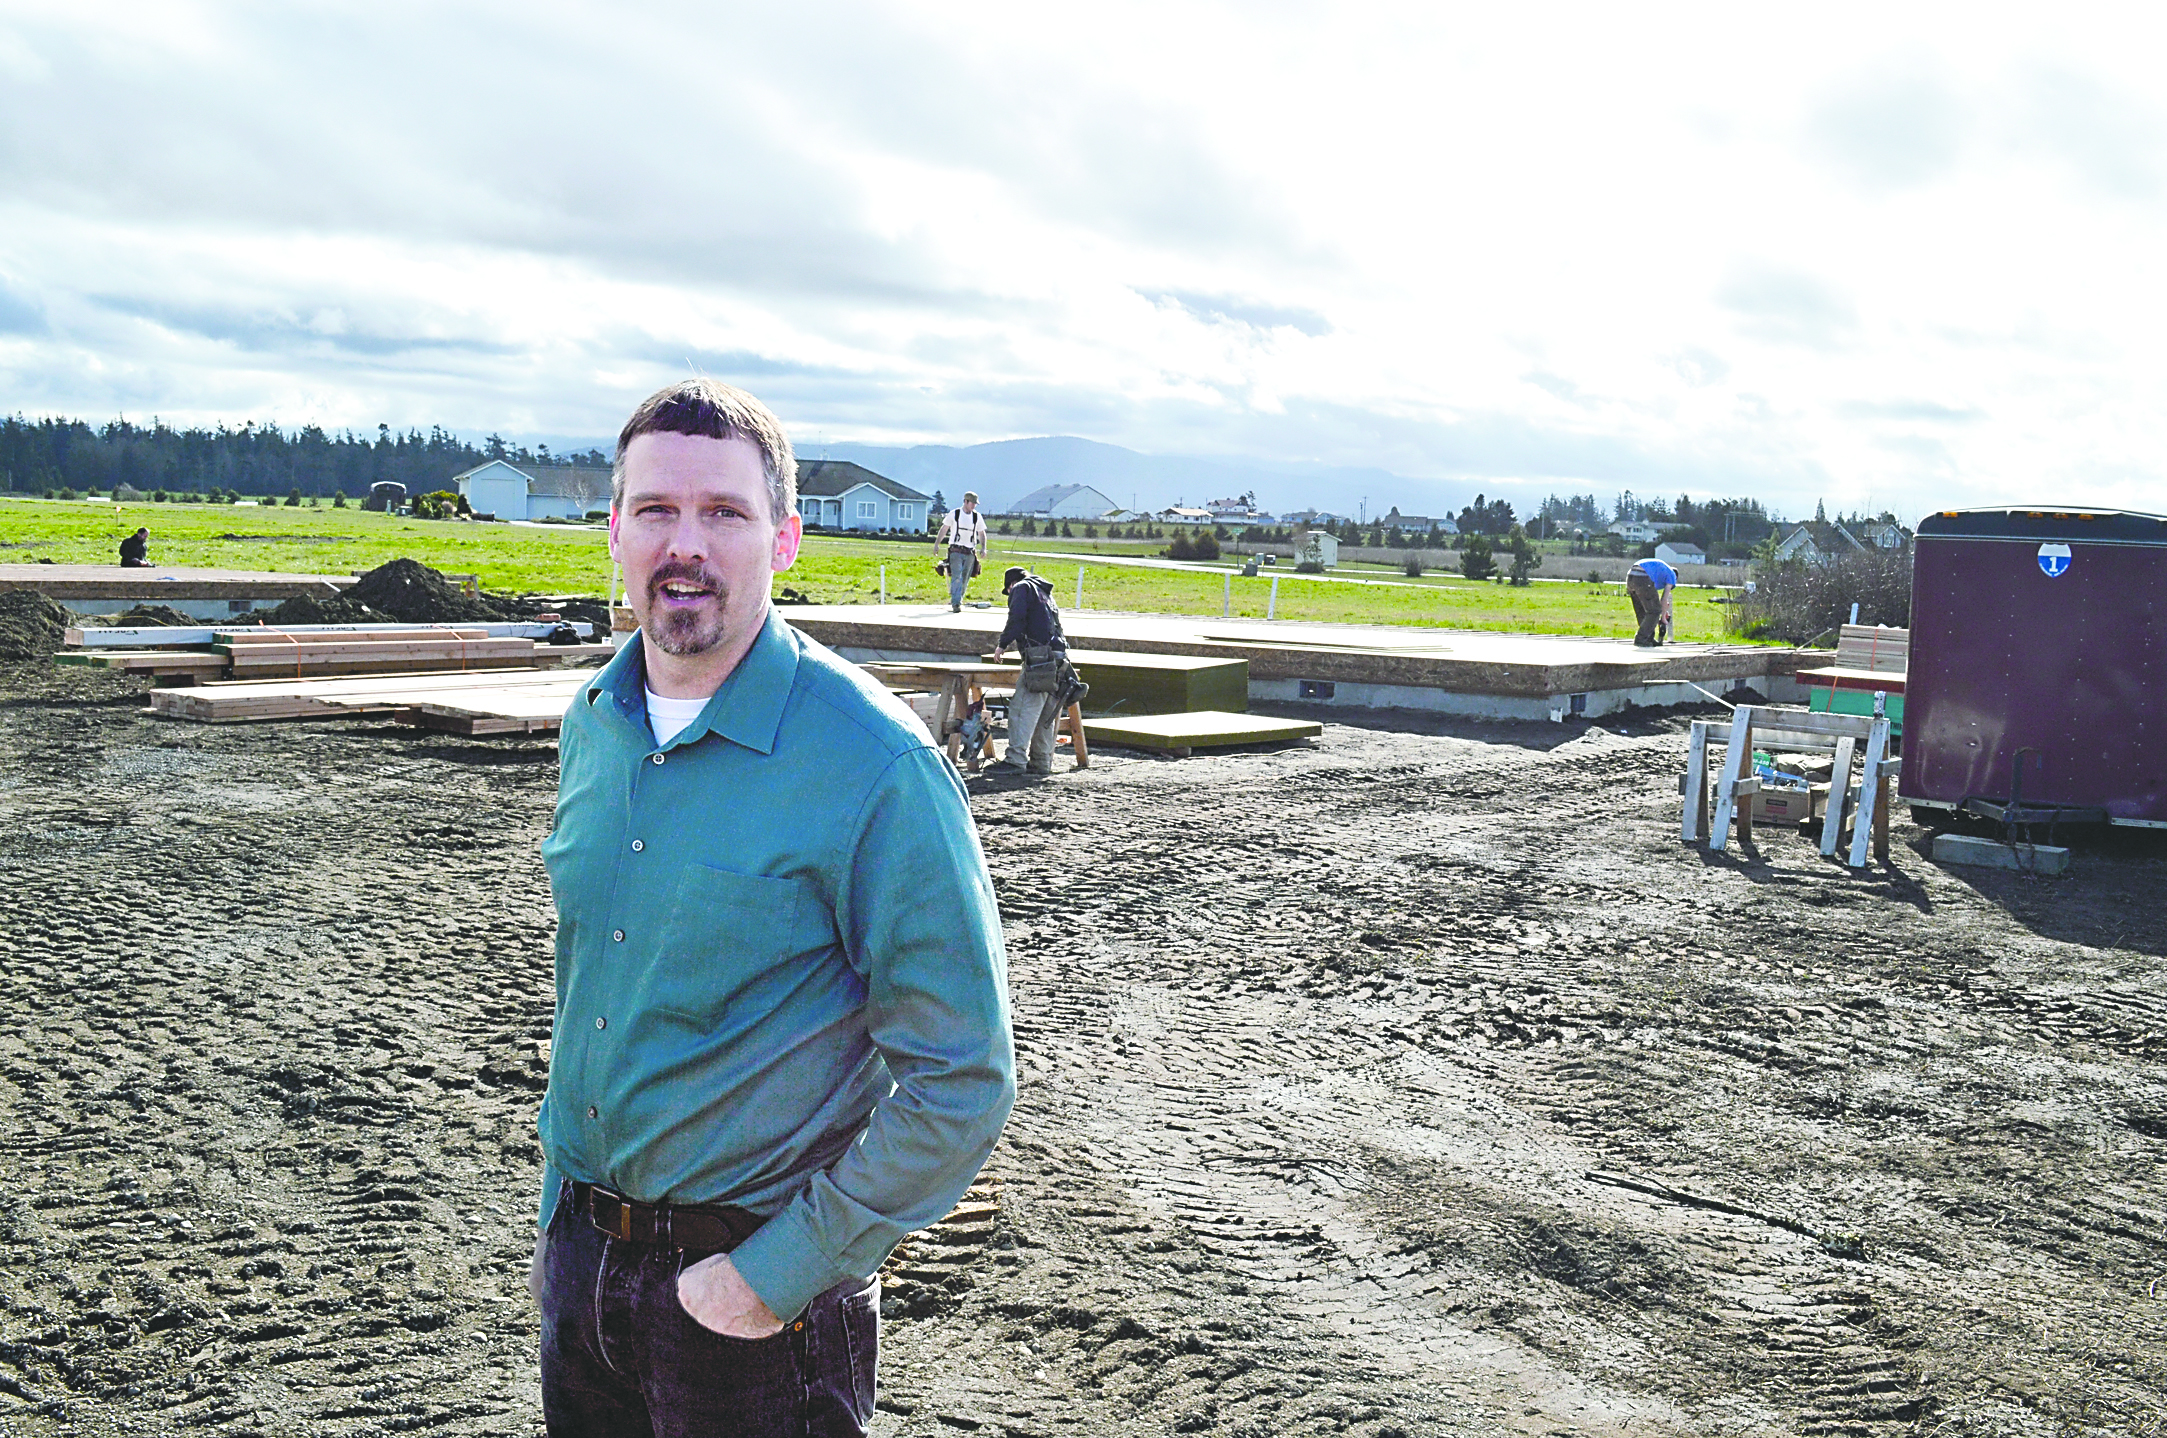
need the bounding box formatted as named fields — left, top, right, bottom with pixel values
left=571, top=1181, right=762, bottom=1254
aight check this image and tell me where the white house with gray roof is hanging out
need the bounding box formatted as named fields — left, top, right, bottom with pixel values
left=796, top=460, right=932, bottom=532
left=452, top=460, right=613, bottom=521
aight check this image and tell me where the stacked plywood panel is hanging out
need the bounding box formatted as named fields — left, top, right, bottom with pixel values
left=53, top=622, right=595, bottom=683
left=148, top=668, right=591, bottom=727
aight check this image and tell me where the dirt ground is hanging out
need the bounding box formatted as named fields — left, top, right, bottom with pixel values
left=2, top=657, right=2164, bottom=1438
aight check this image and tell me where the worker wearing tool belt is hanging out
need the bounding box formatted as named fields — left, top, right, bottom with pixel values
left=988, top=566, right=1082, bottom=775
left=535, top=378, right=1016, bottom=1437
left=1626, top=556, right=1678, bottom=647
left=933, top=493, right=986, bottom=612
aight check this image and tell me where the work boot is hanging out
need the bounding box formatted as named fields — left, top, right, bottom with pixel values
left=1027, top=760, right=1055, bottom=776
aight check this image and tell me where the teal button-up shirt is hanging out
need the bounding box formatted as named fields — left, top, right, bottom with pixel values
left=539, top=606, right=1014, bottom=1321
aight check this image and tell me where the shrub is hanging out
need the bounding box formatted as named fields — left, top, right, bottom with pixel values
left=332, top=491, right=347, bottom=508
left=1585, top=569, right=1603, bottom=583
left=1729, top=549, right=1912, bottom=644
left=1295, top=559, right=1324, bottom=574
left=1460, top=534, right=1496, bottom=581
left=1167, top=533, right=1196, bottom=560
left=1401, top=552, right=1424, bottom=577
left=56, top=486, right=76, bottom=501
left=1505, top=529, right=1543, bottom=586
left=151, top=489, right=168, bottom=502
left=1192, top=531, right=1221, bottom=560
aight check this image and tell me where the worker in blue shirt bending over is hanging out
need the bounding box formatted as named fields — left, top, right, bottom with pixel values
left=532, top=377, right=1015, bottom=1437
left=1626, top=556, right=1678, bottom=647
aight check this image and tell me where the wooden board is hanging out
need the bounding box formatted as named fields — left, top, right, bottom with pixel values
left=65, top=621, right=594, bottom=647
left=1051, top=648, right=1247, bottom=717
left=149, top=667, right=592, bottom=723
left=1080, top=710, right=1321, bottom=754
left=1832, top=624, right=1908, bottom=674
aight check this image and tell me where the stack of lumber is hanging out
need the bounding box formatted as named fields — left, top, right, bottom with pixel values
left=54, top=621, right=594, bottom=683
left=219, top=628, right=545, bottom=678
left=1797, top=624, right=1908, bottom=728
left=149, top=668, right=591, bottom=732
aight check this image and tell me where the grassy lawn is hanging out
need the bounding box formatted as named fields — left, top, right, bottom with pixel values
left=0, top=498, right=1753, bottom=642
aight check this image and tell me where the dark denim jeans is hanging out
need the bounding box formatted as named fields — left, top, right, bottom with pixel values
left=539, top=1189, right=878, bottom=1437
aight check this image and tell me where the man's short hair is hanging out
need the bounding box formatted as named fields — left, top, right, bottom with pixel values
left=613, top=378, right=796, bottom=523
left=962, top=491, right=978, bottom=504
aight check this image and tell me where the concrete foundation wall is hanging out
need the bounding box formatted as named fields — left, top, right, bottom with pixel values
left=833, top=646, right=1803, bottom=721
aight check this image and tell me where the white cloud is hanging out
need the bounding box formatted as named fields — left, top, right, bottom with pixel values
left=1, top=2, right=2165, bottom=520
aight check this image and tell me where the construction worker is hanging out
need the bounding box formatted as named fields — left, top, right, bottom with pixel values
left=119, top=527, right=150, bottom=568
left=934, top=493, right=987, bottom=612
left=1626, top=556, right=1677, bottom=646
left=989, top=566, right=1083, bottom=775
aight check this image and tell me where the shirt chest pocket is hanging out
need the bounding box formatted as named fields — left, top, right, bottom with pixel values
left=647, top=864, right=821, bottom=1024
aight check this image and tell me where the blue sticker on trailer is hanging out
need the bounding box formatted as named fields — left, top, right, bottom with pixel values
left=2037, top=543, right=2072, bottom=577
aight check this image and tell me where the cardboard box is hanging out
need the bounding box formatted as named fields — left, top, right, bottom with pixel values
left=1751, top=787, right=1814, bottom=824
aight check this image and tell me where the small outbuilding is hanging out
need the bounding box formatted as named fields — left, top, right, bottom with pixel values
left=1295, top=530, right=1339, bottom=569
left=1654, top=541, right=1705, bottom=568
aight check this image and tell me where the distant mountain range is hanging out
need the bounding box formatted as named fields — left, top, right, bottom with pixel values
left=811, top=435, right=1539, bottom=519
left=516, top=431, right=1556, bottom=521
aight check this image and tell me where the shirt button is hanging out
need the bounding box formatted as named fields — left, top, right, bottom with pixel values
left=612, top=929, right=625, bottom=943
left=651, top=753, right=665, bottom=765
left=595, top=1016, right=607, bottom=1030
left=631, top=839, right=644, bottom=852
left=586, top=1106, right=598, bottom=1119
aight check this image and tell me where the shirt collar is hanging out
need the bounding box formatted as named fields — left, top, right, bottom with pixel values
left=584, top=605, right=799, bottom=755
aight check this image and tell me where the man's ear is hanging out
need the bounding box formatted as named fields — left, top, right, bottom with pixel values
left=607, top=505, right=621, bottom=561
left=772, top=513, right=803, bottom=573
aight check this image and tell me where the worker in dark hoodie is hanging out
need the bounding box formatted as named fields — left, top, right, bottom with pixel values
left=988, top=566, right=1084, bottom=775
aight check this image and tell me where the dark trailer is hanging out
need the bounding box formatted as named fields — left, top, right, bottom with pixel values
left=1902, top=506, right=2166, bottom=829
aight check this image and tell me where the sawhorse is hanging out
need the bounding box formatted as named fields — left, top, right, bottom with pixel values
left=1682, top=706, right=1898, bottom=869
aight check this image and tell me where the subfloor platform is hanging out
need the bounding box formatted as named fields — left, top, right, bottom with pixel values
left=783, top=604, right=1807, bottom=720
left=1081, top=710, right=1324, bottom=755
left=1, top=564, right=355, bottom=619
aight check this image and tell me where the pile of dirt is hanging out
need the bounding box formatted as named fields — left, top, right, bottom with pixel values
left=340, top=558, right=513, bottom=623
left=0, top=589, right=69, bottom=661
left=246, top=593, right=390, bottom=628
left=111, top=603, right=197, bottom=627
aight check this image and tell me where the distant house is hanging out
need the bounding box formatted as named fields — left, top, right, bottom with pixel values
left=1382, top=506, right=1456, bottom=536
left=1008, top=483, right=1119, bottom=520
left=1280, top=508, right=1342, bottom=526
left=1607, top=520, right=1662, bottom=545
left=453, top=460, right=612, bottom=521
left=1159, top=506, right=1213, bottom=524
left=1859, top=520, right=1911, bottom=551
left=796, top=460, right=931, bottom=533
left=1772, top=522, right=1869, bottom=565
left=1654, top=541, right=1706, bottom=568
left=1206, top=493, right=1262, bottom=520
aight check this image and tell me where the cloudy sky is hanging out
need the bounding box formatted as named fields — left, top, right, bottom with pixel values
left=2, top=2, right=2164, bottom=520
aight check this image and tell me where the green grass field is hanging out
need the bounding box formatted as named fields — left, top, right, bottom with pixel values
left=0, top=497, right=1753, bottom=642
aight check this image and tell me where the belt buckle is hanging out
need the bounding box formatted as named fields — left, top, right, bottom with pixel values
left=590, top=1186, right=633, bottom=1241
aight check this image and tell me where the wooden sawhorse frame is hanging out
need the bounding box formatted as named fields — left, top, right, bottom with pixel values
left=1683, top=706, right=1898, bottom=869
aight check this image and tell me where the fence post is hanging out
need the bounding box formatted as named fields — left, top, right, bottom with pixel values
left=1076, top=566, right=1084, bottom=611
left=1268, top=574, right=1280, bottom=620
left=880, top=565, right=886, bottom=605
left=1222, top=571, right=1232, bottom=617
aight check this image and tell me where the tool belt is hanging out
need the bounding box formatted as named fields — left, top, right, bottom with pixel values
left=1018, top=640, right=1069, bottom=693
left=936, top=545, right=980, bottom=579
left=570, top=1180, right=762, bottom=1255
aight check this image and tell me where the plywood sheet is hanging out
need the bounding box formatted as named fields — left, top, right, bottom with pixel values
left=1080, top=710, right=1321, bottom=753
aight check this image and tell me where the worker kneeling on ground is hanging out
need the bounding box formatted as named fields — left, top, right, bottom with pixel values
left=1626, top=555, right=1677, bottom=647
left=119, top=527, right=150, bottom=568
left=989, top=565, right=1085, bottom=775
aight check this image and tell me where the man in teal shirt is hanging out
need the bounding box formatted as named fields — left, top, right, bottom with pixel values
left=533, top=379, right=1015, bottom=1436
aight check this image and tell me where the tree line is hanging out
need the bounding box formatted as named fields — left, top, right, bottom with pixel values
left=0, top=414, right=608, bottom=501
